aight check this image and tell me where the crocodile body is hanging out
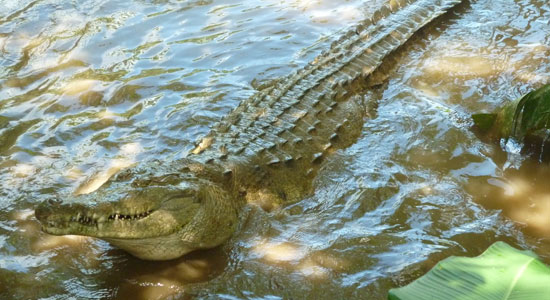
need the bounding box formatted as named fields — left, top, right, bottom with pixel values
left=36, top=0, right=462, bottom=260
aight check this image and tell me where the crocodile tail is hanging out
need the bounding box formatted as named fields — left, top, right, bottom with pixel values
left=234, top=0, right=465, bottom=116
left=191, top=0, right=463, bottom=169
left=323, top=0, right=464, bottom=90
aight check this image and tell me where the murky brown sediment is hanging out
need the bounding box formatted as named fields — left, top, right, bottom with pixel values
left=1, top=0, right=549, bottom=299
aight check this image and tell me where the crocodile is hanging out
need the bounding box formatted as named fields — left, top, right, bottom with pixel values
left=35, top=0, right=463, bottom=260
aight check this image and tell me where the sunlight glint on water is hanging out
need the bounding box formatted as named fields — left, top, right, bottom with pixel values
left=0, top=0, right=549, bottom=299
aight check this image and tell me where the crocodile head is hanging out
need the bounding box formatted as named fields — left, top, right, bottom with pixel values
left=35, top=161, right=239, bottom=260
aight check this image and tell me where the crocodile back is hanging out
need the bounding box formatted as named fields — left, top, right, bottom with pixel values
left=188, top=0, right=463, bottom=204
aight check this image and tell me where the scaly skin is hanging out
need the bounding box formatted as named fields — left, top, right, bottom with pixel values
left=35, top=0, right=463, bottom=260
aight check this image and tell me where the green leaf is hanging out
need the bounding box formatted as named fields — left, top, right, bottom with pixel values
left=512, top=84, right=550, bottom=140
left=478, top=84, right=550, bottom=142
left=388, top=242, right=550, bottom=300
left=472, top=113, right=497, bottom=132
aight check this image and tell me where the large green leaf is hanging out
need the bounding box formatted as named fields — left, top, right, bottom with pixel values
left=512, top=84, right=550, bottom=140
left=472, top=84, right=550, bottom=142
left=388, top=242, right=550, bottom=300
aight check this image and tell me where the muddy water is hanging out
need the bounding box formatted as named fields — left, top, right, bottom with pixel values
left=1, top=0, right=549, bottom=299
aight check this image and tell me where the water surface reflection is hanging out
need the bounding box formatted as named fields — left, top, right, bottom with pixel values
left=1, top=0, right=549, bottom=299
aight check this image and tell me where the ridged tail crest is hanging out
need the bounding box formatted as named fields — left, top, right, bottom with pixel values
left=189, top=0, right=463, bottom=200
